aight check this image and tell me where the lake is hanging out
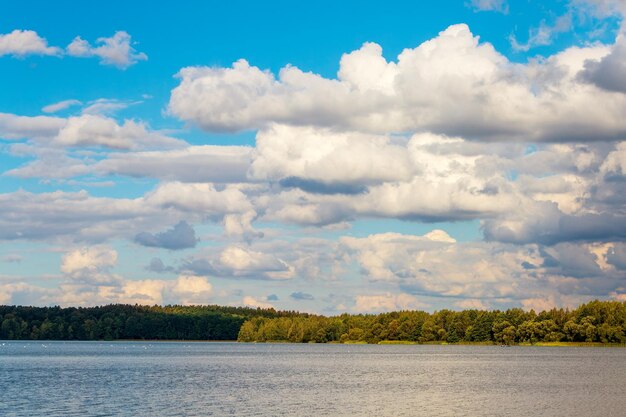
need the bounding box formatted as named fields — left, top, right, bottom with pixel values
left=1, top=341, right=625, bottom=416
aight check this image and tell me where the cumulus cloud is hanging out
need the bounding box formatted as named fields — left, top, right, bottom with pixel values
left=242, top=295, right=274, bottom=309
left=0, top=29, right=61, bottom=57
left=0, top=112, right=65, bottom=140
left=170, top=275, right=213, bottom=304
left=0, top=190, right=150, bottom=242
left=2, top=259, right=213, bottom=306
left=96, top=145, right=252, bottom=183
left=144, top=182, right=254, bottom=216
left=519, top=297, right=552, bottom=311
left=579, top=34, right=626, bottom=93
left=178, top=237, right=339, bottom=284
left=0, top=282, right=50, bottom=305
left=60, top=246, right=120, bottom=284
left=342, top=230, right=626, bottom=305
left=0, top=112, right=183, bottom=150
left=482, top=201, right=626, bottom=245
left=135, top=221, right=198, bottom=250
left=342, top=230, right=462, bottom=284
left=250, top=129, right=626, bottom=248
left=169, top=24, right=626, bottom=142
left=54, top=115, right=183, bottom=149
left=0, top=29, right=146, bottom=69
left=0, top=182, right=254, bottom=244
left=53, top=274, right=212, bottom=306
left=3, top=125, right=625, bottom=249
left=67, top=31, right=147, bottom=69
left=3, top=119, right=201, bottom=180
left=256, top=130, right=522, bottom=226
left=600, top=141, right=626, bottom=179
left=223, top=210, right=263, bottom=241
left=250, top=124, right=414, bottom=186
left=183, top=245, right=293, bottom=280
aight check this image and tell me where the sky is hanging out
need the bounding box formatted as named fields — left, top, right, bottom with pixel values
left=1, top=0, right=626, bottom=313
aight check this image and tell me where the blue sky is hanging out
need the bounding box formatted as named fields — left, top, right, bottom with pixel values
left=1, top=0, right=625, bottom=312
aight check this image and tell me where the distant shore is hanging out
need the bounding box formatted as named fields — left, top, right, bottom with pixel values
left=248, top=340, right=626, bottom=347
left=3, top=301, right=625, bottom=346
left=4, top=339, right=626, bottom=347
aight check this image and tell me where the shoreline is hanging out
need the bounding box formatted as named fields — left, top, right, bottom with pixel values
left=4, top=339, right=625, bottom=347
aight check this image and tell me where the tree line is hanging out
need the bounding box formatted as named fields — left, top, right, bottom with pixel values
left=237, top=300, right=626, bottom=344
left=2, top=300, right=625, bottom=344
left=0, top=304, right=300, bottom=341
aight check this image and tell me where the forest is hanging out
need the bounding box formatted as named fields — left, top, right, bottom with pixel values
left=1, top=300, right=625, bottom=344
left=237, top=300, right=626, bottom=345
left=0, top=304, right=303, bottom=341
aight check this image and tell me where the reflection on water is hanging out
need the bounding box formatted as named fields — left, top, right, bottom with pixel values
left=1, top=341, right=625, bottom=416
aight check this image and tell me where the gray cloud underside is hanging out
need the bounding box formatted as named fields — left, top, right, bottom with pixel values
left=135, top=221, right=198, bottom=250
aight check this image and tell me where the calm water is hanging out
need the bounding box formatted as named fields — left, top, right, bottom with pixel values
left=1, top=341, right=625, bottom=416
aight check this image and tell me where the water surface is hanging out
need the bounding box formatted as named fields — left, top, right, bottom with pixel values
left=1, top=341, right=624, bottom=416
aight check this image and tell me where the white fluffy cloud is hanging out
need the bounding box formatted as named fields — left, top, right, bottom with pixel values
left=54, top=115, right=182, bottom=149
left=169, top=24, right=626, bottom=143
left=53, top=274, right=212, bottom=306
left=0, top=29, right=146, bottom=69
left=3, top=126, right=625, bottom=247
left=342, top=230, right=626, bottom=305
left=0, top=29, right=60, bottom=57
left=0, top=190, right=147, bottom=242
left=183, top=245, right=294, bottom=280
left=250, top=124, right=414, bottom=185
left=255, top=129, right=522, bottom=225
left=170, top=275, right=213, bottom=304
left=0, top=112, right=65, bottom=140
left=61, top=246, right=118, bottom=275
left=144, top=182, right=254, bottom=217
left=242, top=295, right=274, bottom=309
left=0, top=182, right=257, bottom=243
left=1, top=112, right=183, bottom=150
left=1, top=255, right=214, bottom=306
left=67, top=31, right=147, bottom=69
left=60, top=246, right=121, bottom=285
left=0, top=283, right=50, bottom=305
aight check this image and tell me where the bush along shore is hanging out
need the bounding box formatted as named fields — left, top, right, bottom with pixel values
left=1, top=300, right=625, bottom=345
